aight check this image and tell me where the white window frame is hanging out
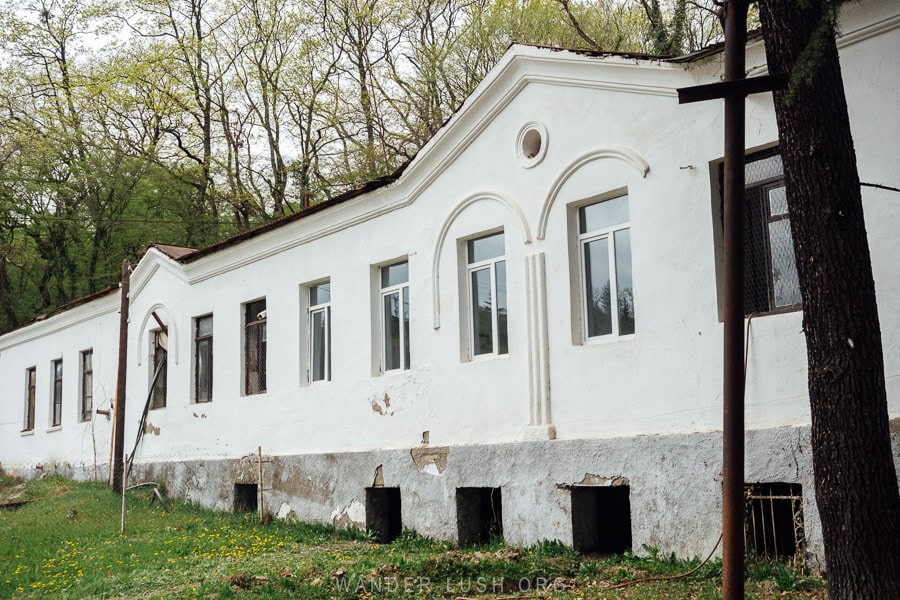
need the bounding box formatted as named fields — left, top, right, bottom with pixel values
left=380, top=263, right=410, bottom=372
left=578, top=197, right=632, bottom=340
left=466, top=234, right=507, bottom=359
left=308, top=284, right=331, bottom=383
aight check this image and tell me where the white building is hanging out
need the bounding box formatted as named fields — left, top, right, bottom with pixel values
left=2, top=0, right=898, bottom=564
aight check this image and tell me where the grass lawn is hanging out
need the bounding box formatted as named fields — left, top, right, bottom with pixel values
left=0, top=472, right=825, bottom=599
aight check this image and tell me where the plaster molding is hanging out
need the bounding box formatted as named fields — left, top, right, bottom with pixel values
left=0, top=295, right=119, bottom=352
left=837, top=12, right=900, bottom=48
left=525, top=252, right=553, bottom=436
left=537, top=147, right=650, bottom=240
left=178, top=53, right=682, bottom=285
left=431, top=193, right=532, bottom=330
left=135, top=302, right=179, bottom=366
left=129, top=249, right=190, bottom=305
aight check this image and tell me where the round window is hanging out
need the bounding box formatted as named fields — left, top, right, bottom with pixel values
left=516, top=122, right=548, bottom=168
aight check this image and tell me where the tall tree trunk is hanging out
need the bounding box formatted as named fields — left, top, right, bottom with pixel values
left=758, top=2, right=900, bottom=597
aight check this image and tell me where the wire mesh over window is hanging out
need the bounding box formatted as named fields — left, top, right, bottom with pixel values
left=745, top=482, right=804, bottom=564
left=24, top=367, right=36, bottom=431
left=150, top=330, right=167, bottom=410
left=51, top=359, right=63, bottom=427
left=194, top=315, right=213, bottom=403
left=738, top=151, right=802, bottom=315
left=245, top=299, right=267, bottom=394
left=80, top=349, right=93, bottom=421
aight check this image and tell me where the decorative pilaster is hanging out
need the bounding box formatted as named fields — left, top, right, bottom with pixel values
left=524, top=252, right=556, bottom=440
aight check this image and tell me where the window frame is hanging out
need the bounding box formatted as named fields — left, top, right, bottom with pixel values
left=308, top=283, right=332, bottom=383
left=243, top=299, right=267, bottom=396
left=79, top=349, right=93, bottom=422
left=577, top=195, right=634, bottom=341
left=24, top=366, right=36, bottom=432
left=465, top=232, right=508, bottom=359
left=50, top=358, right=63, bottom=428
left=380, top=261, right=410, bottom=372
left=194, top=314, right=213, bottom=403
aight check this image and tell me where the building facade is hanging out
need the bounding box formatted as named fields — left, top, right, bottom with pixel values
left=2, top=0, right=898, bottom=566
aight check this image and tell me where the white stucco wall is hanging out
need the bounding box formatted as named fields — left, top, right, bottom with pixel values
left=2, top=0, right=898, bottom=475
left=0, top=293, right=119, bottom=475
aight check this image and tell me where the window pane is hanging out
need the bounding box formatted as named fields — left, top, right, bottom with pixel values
left=381, top=261, right=409, bottom=287
left=579, top=195, right=629, bottom=234
left=467, top=232, right=505, bottom=263
left=496, top=261, right=508, bottom=355
left=383, top=292, right=401, bottom=371
left=197, top=338, right=211, bottom=402
left=197, top=315, right=213, bottom=337
left=471, top=267, right=494, bottom=355
left=768, top=219, right=802, bottom=307
left=246, top=299, right=266, bottom=322
left=402, top=286, right=410, bottom=369
left=311, top=309, right=327, bottom=381
left=584, top=238, right=613, bottom=337
left=82, top=351, right=93, bottom=420
left=746, top=153, right=783, bottom=185
left=245, top=322, right=265, bottom=394
left=768, top=186, right=788, bottom=217
left=310, top=283, right=331, bottom=305
left=615, top=229, right=635, bottom=335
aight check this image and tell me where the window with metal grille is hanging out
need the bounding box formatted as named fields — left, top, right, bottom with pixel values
left=24, top=366, right=36, bottom=432
left=722, top=150, right=802, bottom=315
left=80, top=349, right=93, bottom=421
left=467, top=232, right=508, bottom=358
left=578, top=194, right=634, bottom=338
left=381, top=261, right=410, bottom=372
left=308, top=284, right=331, bottom=382
left=244, top=299, right=267, bottom=395
left=150, top=330, right=167, bottom=409
left=194, top=315, right=213, bottom=402
left=51, top=359, right=63, bottom=427
left=745, top=482, right=804, bottom=562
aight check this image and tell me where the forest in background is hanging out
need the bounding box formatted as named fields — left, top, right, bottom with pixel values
left=0, top=0, right=722, bottom=332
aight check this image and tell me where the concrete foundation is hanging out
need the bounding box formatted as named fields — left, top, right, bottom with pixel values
left=10, top=425, right=900, bottom=571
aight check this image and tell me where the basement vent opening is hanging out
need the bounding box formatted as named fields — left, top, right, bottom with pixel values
left=456, top=487, right=503, bottom=547
left=366, top=487, right=402, bottom=543
left=233, top=483, right=258, bottom=514
left=745, top=482, right=804, bottom=562
left=571, top=485, right=633, bottom=554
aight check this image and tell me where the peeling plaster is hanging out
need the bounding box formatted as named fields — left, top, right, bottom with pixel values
left=370, top=393, right=394, bottom=416
left=276, top=502, right=296, bottom=520
left=556, top=473, right=629, bottom=490
left=410, top=446, right=448, bottom=474
left=373, top=465, right=384, bottom=487
left=331, top=498, right=365, bottom=529
left=143, top=422, right=161, bottom=436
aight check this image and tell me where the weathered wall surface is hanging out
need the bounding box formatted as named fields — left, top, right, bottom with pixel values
left=1, top=0, right=898, bottom=565
left=128, top=426, right=900, bottom=566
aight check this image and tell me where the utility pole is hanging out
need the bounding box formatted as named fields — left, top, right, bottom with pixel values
left=677, top=2, right=786, bottom=597
left=112, top=260, right=130, bottom=493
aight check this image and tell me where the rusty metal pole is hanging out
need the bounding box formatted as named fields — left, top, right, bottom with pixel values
left=112, top=260, right=130, bottom=493
left=722, top=2, right=748, bottom=598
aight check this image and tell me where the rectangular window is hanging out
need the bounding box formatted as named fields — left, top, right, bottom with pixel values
left=741, top=151, right=801, bottom=314
left=467, top=232, right=508, bottom=357
left=194, top=315, right=213, bottom=402
left=80, top=350, right=93, bottom=421
left=150, top=330, right=168, bottom=409
left=381, top=261, right=410, bottom=371
left=309, top=283, right=331, bottom=382
left=24, top=367, right=36, bottom=432
left=578, top=194, right=634, bottom=338
left=244, top=299, right=267, bottom=395
left=51, top=359, right=63, bottom=427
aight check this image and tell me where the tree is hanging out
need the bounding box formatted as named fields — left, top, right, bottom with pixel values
left=757, top=1, right=900, bottom=596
